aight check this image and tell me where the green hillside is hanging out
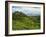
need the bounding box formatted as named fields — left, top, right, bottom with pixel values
left=12, top=11, right=40, bottom=30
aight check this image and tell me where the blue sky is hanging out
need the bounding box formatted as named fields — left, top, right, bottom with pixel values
left=12, top=6, right=41, bottom=16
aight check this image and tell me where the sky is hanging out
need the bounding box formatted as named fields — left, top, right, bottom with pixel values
left=12, top=6, right=41, bottom=16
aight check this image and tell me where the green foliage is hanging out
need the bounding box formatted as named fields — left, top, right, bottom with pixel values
left=12, top=11, right=40, bottom=30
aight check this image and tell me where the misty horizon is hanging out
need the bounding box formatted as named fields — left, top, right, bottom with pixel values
left=12, top=6, right=41, bottom=16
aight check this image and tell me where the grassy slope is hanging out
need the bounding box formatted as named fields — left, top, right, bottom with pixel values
left=12, top=16, right=40, bottom=30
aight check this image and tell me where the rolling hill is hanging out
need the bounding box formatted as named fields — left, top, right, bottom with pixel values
left=12, top=11, right=40, bottom=30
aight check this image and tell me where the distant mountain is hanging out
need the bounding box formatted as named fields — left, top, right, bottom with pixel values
left=15, top=11, right=27, bottom=16
left=12, top=11, right=40, bottom=20
left=12, top=11, right=27, bottom=20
